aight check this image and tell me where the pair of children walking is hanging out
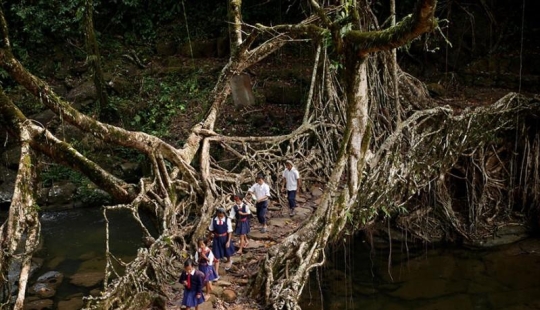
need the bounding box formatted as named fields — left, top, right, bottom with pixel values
left=179, top=194, right=249, bottom=309
left=178, top=238, right=217, bottom=310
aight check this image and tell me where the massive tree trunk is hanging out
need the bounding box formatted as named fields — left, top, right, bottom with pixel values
left=251, top=1, right=439, bottom=307
left=0, top=0, right=539, bottom=309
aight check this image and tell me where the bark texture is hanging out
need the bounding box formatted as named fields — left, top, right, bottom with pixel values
left=1, top=1, right=539, bottom=310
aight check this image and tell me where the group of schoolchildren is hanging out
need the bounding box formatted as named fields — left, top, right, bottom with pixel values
left=179, top=160, right=301, bottom=309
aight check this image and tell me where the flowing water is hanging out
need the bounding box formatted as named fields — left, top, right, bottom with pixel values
left=299, top=236, right=540, bottom=310
left=7, top=207, right=539, bottom=309
left=33, top=208, right=154, bottom=303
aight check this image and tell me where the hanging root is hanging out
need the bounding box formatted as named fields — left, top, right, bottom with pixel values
left=363, top=93, right=540, bottom=243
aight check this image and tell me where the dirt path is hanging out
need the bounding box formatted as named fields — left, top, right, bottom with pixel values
left=164, top=190, right=320, bottom=310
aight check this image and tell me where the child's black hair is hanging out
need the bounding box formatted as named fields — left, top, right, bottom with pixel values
left=184, top=258, right=195, bottom=267
left=197, top=238, right=206, bottom=245
left=230, top=193, right=244, bottom=201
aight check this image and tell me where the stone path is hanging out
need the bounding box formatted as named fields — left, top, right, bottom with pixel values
left=165, top=189, right=321, bottom=310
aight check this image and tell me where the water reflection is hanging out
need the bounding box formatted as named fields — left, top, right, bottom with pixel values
left=300, top=236, right=540, bottom=310
left=36, top=208, right=155, bottom=302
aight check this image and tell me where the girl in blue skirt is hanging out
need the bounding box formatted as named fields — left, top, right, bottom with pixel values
left=209, top=207, right=236, bottom=273
left=195, top=238, right=218, bottom=294
left=178, top=259, right=205, bottom=309
left=229, top=194, right=251, bottom=254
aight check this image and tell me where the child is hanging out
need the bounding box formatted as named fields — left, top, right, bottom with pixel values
left=178, top=259, right=205, bottom=310
left=247, top=174, right=271, bottom=233
left=209, top=207, right=236, bottom=272
left=281, top=160, right=302, bottom=216
left=194, top=238, right=218, bottom=294
left=229, top=193, right=251, bottom=254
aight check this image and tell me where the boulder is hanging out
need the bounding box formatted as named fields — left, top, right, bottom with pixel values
left=244, top=240, right=265, bottom=249
left=268, top=204, right=282, bottom=211
left=7, top=258, right=42, bottom=298
left=464, top=224, right=529, bottom=248
left=29, top=109, right=56, bottom=127
left=269, top=217, right=293, bottom=228
left=65, top=80, right=96, bottom=105
left=57, top=294, right=84, bottom=310
left=36, top=271, right=64, bottom=289
left=27, top=271, right=62, bottom=299
left=221, top=289, right=237, bottom=303
left=46, top=181, right=78, bottom=209
left=29, top=283, right=56, bottom=299
left=426, top=82, right=447, bottom=97
left=107, top=76, right=135, bottom=96
left=78, top=188, right=112, bottom=208
left=295, top=206, right=311, bottom=218
left=211, top=285, right=223, bottom=296
left=69, top=271, right=104, bottom=288
left=296, top=196, right=307, bottom=203
left=46, top=256, right=65, bottom=269
left=215, top=280, right=232, bottom=287
left=23, top=299, right=54, bottom=310
left=310, top=186, right=324, bottom=197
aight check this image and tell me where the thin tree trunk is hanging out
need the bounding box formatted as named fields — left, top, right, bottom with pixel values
left=0, top=93, right=40, bottom=308
left=390, top=0, right=402, bottom=125
left=84, top=0, right=109, bottom=120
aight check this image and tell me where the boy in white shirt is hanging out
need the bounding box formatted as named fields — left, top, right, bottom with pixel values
left=247, top=174, right=270, bottom=233
left=281, top=160, right=302, bottom=216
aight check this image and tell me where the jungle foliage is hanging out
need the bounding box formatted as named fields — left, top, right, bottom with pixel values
left=0, top=0, right=539, bottom=310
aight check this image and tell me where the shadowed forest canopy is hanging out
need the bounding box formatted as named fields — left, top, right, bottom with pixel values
left=0, top=0, right=539, bottom=309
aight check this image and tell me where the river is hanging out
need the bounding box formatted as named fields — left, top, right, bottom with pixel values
left=35, top=208, right=154, bottom=302
left=10, top=208, right=540, bottom=309
left=299, top=235, right=540, bottom=310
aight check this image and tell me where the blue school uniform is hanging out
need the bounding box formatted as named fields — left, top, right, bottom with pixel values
left=232, top=204, right=251, bottom=235
left=196, top=247, right=218, bottom=282
left=179, top=269, right=205, bottom=307
left=209, top=216, right=236, bottom=258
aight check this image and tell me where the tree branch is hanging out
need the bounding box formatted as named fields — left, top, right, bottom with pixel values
left=0, top=88, right=135, bottom=202
left=344, top=0, right=438, bottom=56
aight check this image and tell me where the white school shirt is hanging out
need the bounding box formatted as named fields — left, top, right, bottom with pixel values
left=229, top=203, right=251, bottom=219
left=194, top=246, right=215, bottom=265
left=208, top=216, right=233, bottom=233
left=248, top=182, right=270, bottom=200
left=282, top=167, right=300, bottom=191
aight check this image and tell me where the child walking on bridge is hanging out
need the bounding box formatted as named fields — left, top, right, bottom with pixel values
left=229, top=193, right=251, bottom=254
left=194, top=238, right=218, bottom=294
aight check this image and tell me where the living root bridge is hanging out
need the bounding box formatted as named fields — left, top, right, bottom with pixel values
left=359, top=92, right=540, bottom=243
left=250, top=92, right=540, bottom=309
left=2, top=0, right=540, bottom=309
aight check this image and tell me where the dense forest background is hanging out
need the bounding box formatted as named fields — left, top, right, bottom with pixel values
left=1, top=0, right=540, bottom=309
left=2, top=0, right=539, bottom=211
left=2, top=0, right=539, bottom=90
